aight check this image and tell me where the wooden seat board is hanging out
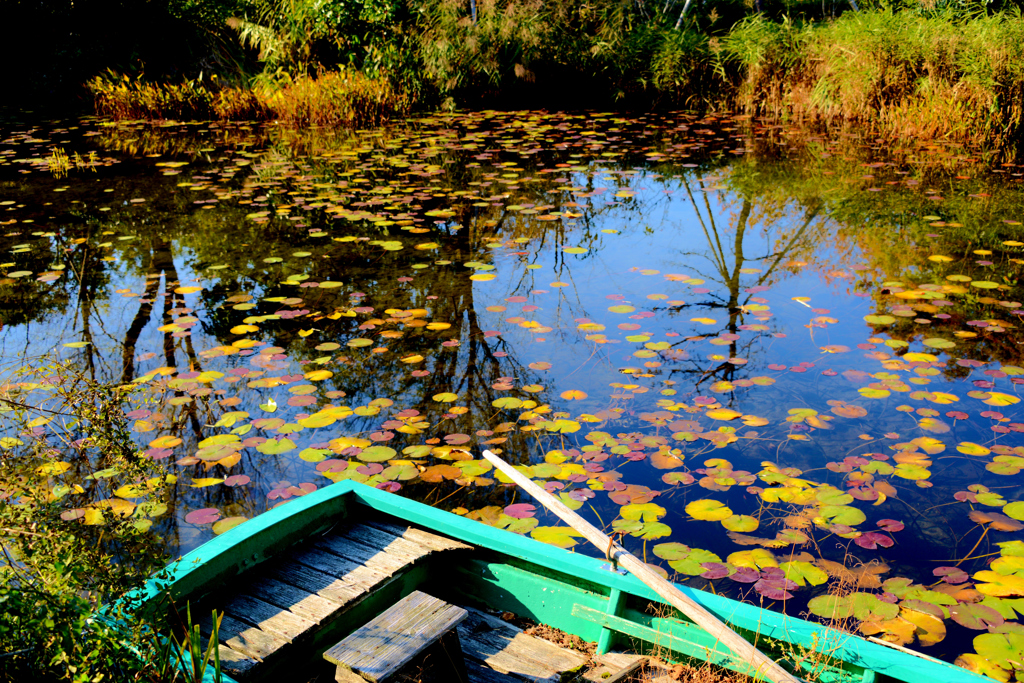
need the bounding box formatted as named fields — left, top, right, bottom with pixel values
left=324, top=590, right=468, bottom=682
left=221, top=593, right=317, bottom=642
left=347, top=611, right=466, bottom=681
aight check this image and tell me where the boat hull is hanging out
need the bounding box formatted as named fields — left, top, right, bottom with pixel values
left=129, top=481, right=988, bottom=683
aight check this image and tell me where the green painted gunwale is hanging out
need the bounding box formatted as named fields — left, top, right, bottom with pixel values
left=129, top=481, right=990, bottom=683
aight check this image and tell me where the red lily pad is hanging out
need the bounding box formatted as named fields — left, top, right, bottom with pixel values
left=504, top=503, right=537, bottom=519
left=185, top=508, right=221, bottom=525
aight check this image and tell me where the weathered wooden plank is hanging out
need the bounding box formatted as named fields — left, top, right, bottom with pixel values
left=222, top=593, right=318, bottom=643
left=216, top=643, right=260, bottom=680
left=290, top=546, right=394, bottom=589
left=583, top=653, right=649, bottom=683
left=245, top=575, right=342, bottom=623
left=264, top=559, right=367, bottom=605
left=324, top=591, right=442, bottom=667
left=324, top=590, right=468, bottom=683
left=466, top=658, right=523, bottom=683
left=457, top=609, right=587, bottom=681
left=203, top=613, right=289, bottom=663
left=313, top=538, right=414, bottom=576
left=338, top=522, right=438, bottom=561
left=459, top=630, right=563, bottom=682
left=317, top=526, right=432, bottom=570
left=364, top=519, right=473, bottom=553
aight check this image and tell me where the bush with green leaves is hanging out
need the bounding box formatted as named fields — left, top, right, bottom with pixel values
left=0, top=359, right=179, bottom=682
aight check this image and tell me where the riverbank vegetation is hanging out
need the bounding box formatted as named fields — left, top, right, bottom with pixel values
left=0, top=360, right=224, bottom=682
left=5, top=0, right=1024, bottom=150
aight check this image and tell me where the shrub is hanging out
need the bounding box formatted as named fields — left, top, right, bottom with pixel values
left=257, top=69, right=412, bottom=127
left=0, top=360, right=172, bottom=681
left=89, top=68, right=408, bottom=127
left=719, top=9, right=1024, bottom=147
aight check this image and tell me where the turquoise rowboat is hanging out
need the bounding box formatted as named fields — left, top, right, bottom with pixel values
left=131, top=480, right=989, bottom=683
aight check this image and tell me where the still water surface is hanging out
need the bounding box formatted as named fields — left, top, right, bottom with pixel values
left=3, top=111, right=1024, bottom=669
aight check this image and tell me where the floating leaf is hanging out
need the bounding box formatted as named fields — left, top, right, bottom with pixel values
left=922, top=337, right=955, bottom=350
left=722, top=515, right=759, bottom=532
left=966, top=632, right=1024, bottom=678
left=358, top=446, right=396, bottom=462
left=780, top=561, right=828, bottom=586
left=621, top=502, right=666, bottom=522
left=975, top=571, right=1024, bottom=597
left=727, top=549, right=778, bottom=570
left=36, top=461, right=71, bottom=476
left=504, top=503, right=536, bottom=519
left=1004, top=502, right=1024, bottom=521
left=184, top=508, right=221, bottom=525
left=531, top=526, right=584, bottom=548
left=212, top=516, right=247, bottom=535
left=653, top=542, right=722, bottom=576
left=686, top=499, right=732, bottom=521
left=492, top=397, right=523, bottom=409
left=971, top=510, right=1024, bottom=532
left=958, top=442, right=991, bottom=456
left=257, top=438, right=296, bottom=455
left=950, top=603, right=1004, bottom=631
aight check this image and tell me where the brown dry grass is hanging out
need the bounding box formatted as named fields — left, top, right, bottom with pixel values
left=88, top=69, right=410, bottom=128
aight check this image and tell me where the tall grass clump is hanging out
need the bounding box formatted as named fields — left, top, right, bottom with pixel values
left=808, top=9, right=1024, bottom=147
left=720, top=9, right=1024, bottom=148
left=89, top=72, right=220, bottom=120
left=648, top=27, right=717, bottom=106
left=257, top=69, right=412, bottom=127
left=717, top=16, right=808, bottom=118
left=89, top=68, right=408, bottom=127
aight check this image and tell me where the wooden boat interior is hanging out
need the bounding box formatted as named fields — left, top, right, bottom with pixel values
left=132, top=481, right=986, bottom=683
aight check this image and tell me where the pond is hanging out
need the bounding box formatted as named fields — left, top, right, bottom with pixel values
left=2, top=110, right=1024, bottom=674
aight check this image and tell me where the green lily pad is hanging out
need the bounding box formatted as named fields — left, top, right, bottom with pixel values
left=686, top=499, right=732, bottom=521
left=531, top=526, right=584, bottom=548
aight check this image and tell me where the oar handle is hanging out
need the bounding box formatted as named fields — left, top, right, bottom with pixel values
left=481, top=449, right=801, bottom=683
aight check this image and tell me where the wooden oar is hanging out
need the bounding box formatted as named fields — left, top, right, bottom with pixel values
left=481, top=449, right=801, bottom=683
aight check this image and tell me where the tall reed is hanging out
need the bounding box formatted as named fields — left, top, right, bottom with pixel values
left=720, top=9, right=1024, bottom=148
left=88, top=69, right=408, bottom=128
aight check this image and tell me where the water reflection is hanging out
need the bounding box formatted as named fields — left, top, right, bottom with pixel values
left=2, top=112, right=1024, bottom=664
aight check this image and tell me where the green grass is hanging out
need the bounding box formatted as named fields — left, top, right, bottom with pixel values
left=720, top=9, right=1024, bottom=148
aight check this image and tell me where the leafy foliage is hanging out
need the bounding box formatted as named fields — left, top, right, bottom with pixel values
left=0, top=361, right=173, bottom=681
